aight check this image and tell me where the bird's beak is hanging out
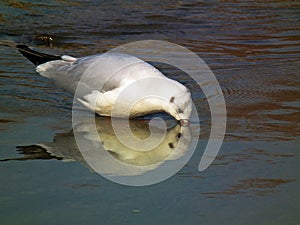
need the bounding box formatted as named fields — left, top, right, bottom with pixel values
left=178, top=119, right=190, bottom=127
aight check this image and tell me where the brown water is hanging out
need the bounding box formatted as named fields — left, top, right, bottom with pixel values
left=0, top=1, right=299, bottom=225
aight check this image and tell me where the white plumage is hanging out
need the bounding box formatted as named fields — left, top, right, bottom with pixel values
left=6, top=42, right=192, bottom=121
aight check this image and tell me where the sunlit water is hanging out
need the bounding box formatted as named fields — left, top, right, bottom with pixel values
left=0, top=1, right=299, bottom=224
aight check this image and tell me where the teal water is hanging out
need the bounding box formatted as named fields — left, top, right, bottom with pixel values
left=1, top=1, right=299, bottom=224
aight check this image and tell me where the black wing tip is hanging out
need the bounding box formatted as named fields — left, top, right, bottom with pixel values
left=16, top=44, right=61, bottom=66
left=16, top=44, right=29, bottom=48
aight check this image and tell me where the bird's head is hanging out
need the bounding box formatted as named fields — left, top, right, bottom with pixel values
left=161, top=80, right=193, bottom=124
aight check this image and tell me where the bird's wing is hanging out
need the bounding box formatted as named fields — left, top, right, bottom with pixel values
left=36, top=53, right=164, bottom=95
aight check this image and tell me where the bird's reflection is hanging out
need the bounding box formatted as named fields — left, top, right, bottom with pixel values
left=7, top=116, right=193, bottom=176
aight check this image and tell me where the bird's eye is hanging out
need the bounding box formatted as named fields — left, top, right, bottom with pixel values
left=169, top=96, right=175, bottom=103
left=178, top=108, right=184, bottom=114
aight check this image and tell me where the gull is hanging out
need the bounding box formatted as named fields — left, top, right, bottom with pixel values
left=8, top=43, right=192, bottom=122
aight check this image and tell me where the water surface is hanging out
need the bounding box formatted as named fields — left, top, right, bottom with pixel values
left=0, top=1, right=299, bottom=225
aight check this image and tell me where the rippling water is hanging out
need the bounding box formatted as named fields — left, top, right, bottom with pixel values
left=0, top=1, right=299, bottom=225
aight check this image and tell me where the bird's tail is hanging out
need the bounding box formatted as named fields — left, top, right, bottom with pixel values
left=0, top=40, right=61, bottom=66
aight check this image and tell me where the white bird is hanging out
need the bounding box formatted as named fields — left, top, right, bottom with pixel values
left=15, top=44, right=192, bottom=122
